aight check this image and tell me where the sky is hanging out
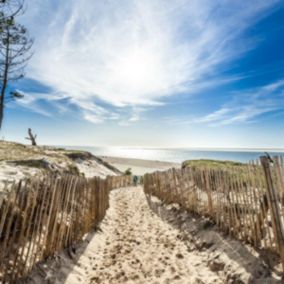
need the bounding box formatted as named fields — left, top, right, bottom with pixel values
left=2, top=0, right=284, bottom=148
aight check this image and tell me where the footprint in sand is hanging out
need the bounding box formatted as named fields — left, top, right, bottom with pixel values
left=63, top=187, right=225, bottom=284
left=154, top=268, right=165, bottom=277
left=176, top=253, right=184, bottom=259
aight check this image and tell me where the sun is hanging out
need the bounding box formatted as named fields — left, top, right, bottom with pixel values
left=110, top=48, right=160, bottom=92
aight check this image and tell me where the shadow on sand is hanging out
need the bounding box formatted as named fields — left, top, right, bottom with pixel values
left=145, top=193, right=283, bottom=283
left=18, top=227, right=102, bottom=284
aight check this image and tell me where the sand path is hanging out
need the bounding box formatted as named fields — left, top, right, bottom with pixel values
left=64, top=186, right=222, bottom=284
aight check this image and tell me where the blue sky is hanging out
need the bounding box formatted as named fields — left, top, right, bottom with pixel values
left=2, top=0, right=284, bottom=148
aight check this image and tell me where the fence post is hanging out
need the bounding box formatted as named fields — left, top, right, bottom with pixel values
left=261, top=156, right=284, bottom=271
left=204, top=169, right=213, bottom=216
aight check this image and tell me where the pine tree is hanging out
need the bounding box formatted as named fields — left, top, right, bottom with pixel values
left=0, top=0, right=33, bottom=129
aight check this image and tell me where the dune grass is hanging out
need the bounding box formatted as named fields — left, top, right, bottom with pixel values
left=182, top=159, right=245, bottom=170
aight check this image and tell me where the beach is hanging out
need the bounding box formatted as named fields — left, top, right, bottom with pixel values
left=99, top=156, right=181, bottom=175
left=1, top=1, right=283, bottom=282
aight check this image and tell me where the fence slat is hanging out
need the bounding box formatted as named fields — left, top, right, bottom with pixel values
left=261, top=156, right=284, bottom=270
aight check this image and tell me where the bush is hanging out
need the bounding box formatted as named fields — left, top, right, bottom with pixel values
left=124, top=168, right=132, bottom=176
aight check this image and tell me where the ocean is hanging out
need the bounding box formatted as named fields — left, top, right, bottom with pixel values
left=63, top=146, right=284, bottom=164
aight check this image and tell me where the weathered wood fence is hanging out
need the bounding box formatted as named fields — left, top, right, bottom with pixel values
left=144, top=156, right=284, bottom=270
left=0, top=174, right=132, bottom=283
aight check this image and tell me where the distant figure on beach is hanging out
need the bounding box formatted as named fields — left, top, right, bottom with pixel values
left=133, top=175, right=138, bottom=186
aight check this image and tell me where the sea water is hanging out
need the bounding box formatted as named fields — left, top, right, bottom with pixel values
left=62, top=146, right=284, bottom=163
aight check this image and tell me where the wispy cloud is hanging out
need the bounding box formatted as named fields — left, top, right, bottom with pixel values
left=20, top=0, right=280, bottom=123
left=17, top=101, right=51, bottom=117
left=118, top=107, right=148, bottom=126
left=9, top=91, right=52, bottom=117
left=169, top=80, right=284, bottom=126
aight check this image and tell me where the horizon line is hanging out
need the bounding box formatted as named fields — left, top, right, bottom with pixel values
left=56, top=144, right=284, bottom=153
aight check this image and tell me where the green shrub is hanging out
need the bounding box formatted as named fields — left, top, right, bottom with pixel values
left=124, top=168, right=132, bottom=176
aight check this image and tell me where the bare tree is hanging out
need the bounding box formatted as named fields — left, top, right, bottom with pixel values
left=0, top=0, right=33, bottom=129
left=25, top=128, right=37, bottom=146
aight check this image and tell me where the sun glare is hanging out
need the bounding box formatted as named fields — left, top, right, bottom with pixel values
left=111, top=48, right=160, bottom=91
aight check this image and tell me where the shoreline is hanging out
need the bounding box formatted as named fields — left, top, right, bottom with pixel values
left=60, top=145, right=284, bottom=153
left=99, top=156, right=181, bottom=175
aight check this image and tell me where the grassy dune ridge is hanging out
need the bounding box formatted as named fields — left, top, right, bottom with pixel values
left=0, top=141, right=120, bottom=190
left=182, top=159, right=245, bottom=169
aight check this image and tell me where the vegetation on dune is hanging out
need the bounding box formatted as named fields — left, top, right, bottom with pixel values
left=0, top=141, right=83, bottom=174
left=0, top=141, right=122, bottom=177
left=181, top=159, right=266, bottom=185
left=182, top=159, right=245, bottom=170
left=66, top=164, right=81, bottom=175
left=6, top=159, right=80, bottom=175
left=124, top=168, right=132, bottom=176
left=7, top=159, right=52, bottom=169
left=0, top=141, right=69, bottom=162
left=64, top=151, right=94, bottom=160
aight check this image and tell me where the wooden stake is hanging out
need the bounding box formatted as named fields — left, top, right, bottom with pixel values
left=261, top=156, right=284, bottom=271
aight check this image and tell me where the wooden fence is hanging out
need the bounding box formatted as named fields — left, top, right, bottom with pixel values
left=144, top=156, right=284, bottom=270
left=106, top=175, right=133, bottom=190
left=0, top=174, right=132, bottom=283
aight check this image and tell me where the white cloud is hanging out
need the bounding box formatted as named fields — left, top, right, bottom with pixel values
left=170, top=80, right=284, bottom=126
left=20, top=0, right=280, bottom=123
left=83, top=112, right=104, bottom=124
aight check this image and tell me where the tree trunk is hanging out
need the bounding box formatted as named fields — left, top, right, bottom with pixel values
left=0, top=31, right=10, bottom=130
left=26, top=128, right=37, bottom=146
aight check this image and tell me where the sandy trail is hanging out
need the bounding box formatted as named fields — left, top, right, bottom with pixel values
left=64, top=186, right=222, bottom=284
